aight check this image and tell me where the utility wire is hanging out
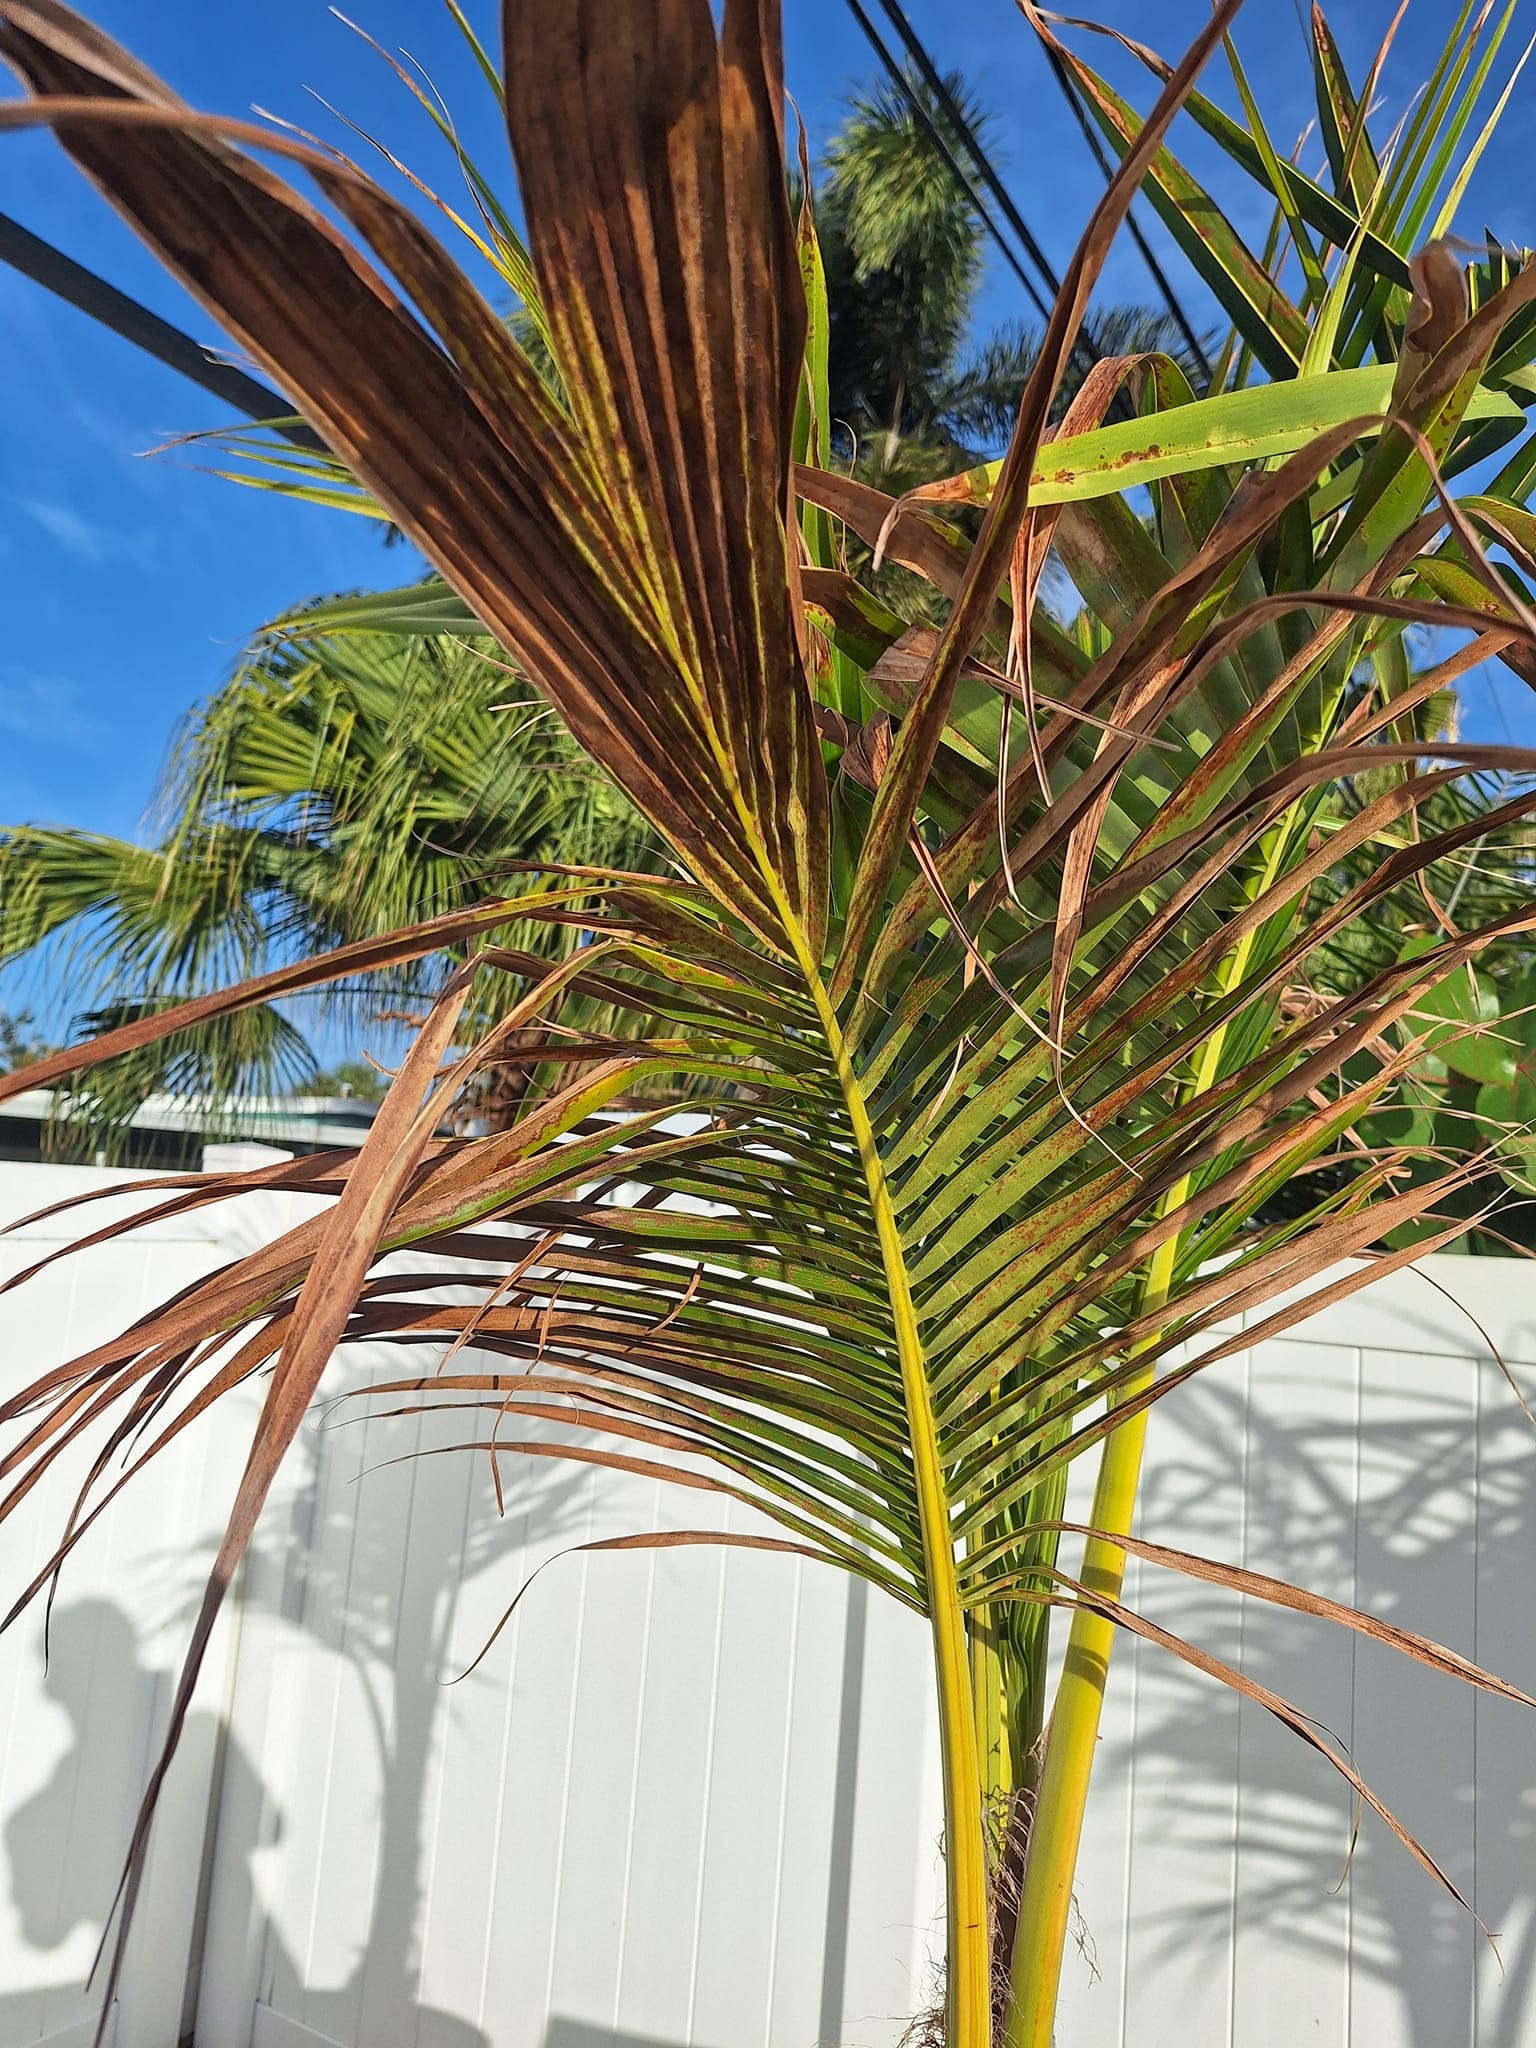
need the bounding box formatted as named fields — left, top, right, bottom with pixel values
left=841, top=0, right=1053, bottom=325
left=850, top=0, right=1120, bottom=405
left=871, top=0, right=1069, bottom=300
left=1038, top=42, right=1212, bottom=382
left=0, top=210, right=324, bottom=450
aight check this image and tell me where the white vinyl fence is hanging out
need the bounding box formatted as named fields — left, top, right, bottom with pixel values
left=0, top=1160, right=1533, bottom=2048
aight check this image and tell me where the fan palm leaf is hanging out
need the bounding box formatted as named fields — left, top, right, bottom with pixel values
left=0, top=618, right=657, bottom=1148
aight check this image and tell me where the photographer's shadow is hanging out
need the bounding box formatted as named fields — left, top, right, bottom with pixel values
left=0, top=1598, right=487, bottom=2048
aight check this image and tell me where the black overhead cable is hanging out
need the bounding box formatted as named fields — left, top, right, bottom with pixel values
left=849, top=0, right=1119, bottom=404
left=841, top=0, right=1053, bottom=326
left=1039, top=42, right=1213, bottom=383
left=0, top=210, right=324, bottom=451
left=870, top=0, right=1068, bottom=300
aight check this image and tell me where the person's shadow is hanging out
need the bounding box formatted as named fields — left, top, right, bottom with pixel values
left=1, top=1598, right=488, bottom=2048
left=0, top=1598, right=271, bottom=2048
left=5, top=1601, right=163, bottom=1958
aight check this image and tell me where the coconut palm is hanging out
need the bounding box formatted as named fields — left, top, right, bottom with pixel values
left=3, top=7, right=1536, bottom=2048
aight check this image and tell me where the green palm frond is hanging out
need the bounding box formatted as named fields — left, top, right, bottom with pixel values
left=1035, top=1, right=1536, bottom=388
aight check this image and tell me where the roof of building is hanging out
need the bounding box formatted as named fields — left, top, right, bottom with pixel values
left=0, top=1086, right=382, bottom=1166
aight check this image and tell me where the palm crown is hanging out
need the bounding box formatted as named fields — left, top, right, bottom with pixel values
left=12, top=59, right=1189, bottom=1136
left=818, top=67, right=1205, bottom=486
left=2, top=4, right=1536, bottom=2047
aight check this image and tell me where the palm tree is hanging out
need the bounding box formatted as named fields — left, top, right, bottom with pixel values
left=0, top=1008, right=49, bottom=1072
left=3, top=6, right=1536, bottom=2048
left=817, top=69, right=1206, bottom=489
left=0, top=608, right=655, bottom=1148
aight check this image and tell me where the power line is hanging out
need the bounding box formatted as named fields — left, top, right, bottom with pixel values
left=1038, top=43, right=1212, bottom=383
left=841, top=0, right=1053, bottom=325
left=871, top=0, right=1069, bottom=301
left=879, top=0, right=1210, bottom=389
left=0, top=210, right=323, bottom=450
left=847, top=0, right=1115, bottom=401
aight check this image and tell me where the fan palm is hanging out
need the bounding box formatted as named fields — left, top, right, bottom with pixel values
left=0, top=611, right=655, bottom=1149
left=3, top=6, right=1536, bottom=2048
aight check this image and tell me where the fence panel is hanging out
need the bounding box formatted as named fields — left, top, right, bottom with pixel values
left=194, top=1325, right=943, bottom=2048
left=1, top=1165, right=1534, bottom=2048
left=1054, top=1257, right=1536, bottom=2048
left=0, top=1166, right=299, bottom=2048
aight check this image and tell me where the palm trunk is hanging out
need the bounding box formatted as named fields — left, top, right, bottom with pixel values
left=983, top=1494, right=1067, bottom=2013
left=982, top=1614, right=1044, bottom=2006
left=1000, top=1366, right=1152, bottom=2047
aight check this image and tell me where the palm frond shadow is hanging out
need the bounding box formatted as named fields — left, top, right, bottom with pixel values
left=160, top=1276, right=880, bottom=2046
left=189, top=1308, right=604, bottom=2040
left=1080, top=1321, right=1536, bottom=2046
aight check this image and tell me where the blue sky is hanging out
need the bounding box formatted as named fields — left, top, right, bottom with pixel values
left=2, top=0, right=1534, bottom=1030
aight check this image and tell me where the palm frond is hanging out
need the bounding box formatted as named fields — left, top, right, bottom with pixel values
left=4, top=6, right=1536, bottom=2047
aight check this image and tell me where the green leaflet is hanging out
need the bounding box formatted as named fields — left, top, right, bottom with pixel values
left=265, top=583, right=486, bottom=638
left=926, top=365, right=1523, bottom=509
left=1066, top=26, right=1411, bottom=290
left=1397, top=932, right=1514, bottom=1086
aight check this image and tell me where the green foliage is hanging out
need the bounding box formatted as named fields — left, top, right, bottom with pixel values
left=1043, top=0, right=1536, bottom=387
left=3, top=9, right=1536, bottom=2048
left=42, top=996, right=315, bottom=1163
left=0, top=1006, right=50, bottom=1073
left=301, top=1059, right=386, bottom=1101
left=1308, top=809, right=1536, bottom=1248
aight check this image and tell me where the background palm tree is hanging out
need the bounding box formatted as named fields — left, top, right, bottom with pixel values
left=0, top=615, right=654, bottom=1149
left=0, top=1007, right=49, bottom=1074
left=817, top=69, right=1207, bottom=492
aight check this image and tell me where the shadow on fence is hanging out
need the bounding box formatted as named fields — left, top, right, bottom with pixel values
left=1099, top=1354, right=1536, bottom=2048
left=10, top=1320, right=1535, bottom=2046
